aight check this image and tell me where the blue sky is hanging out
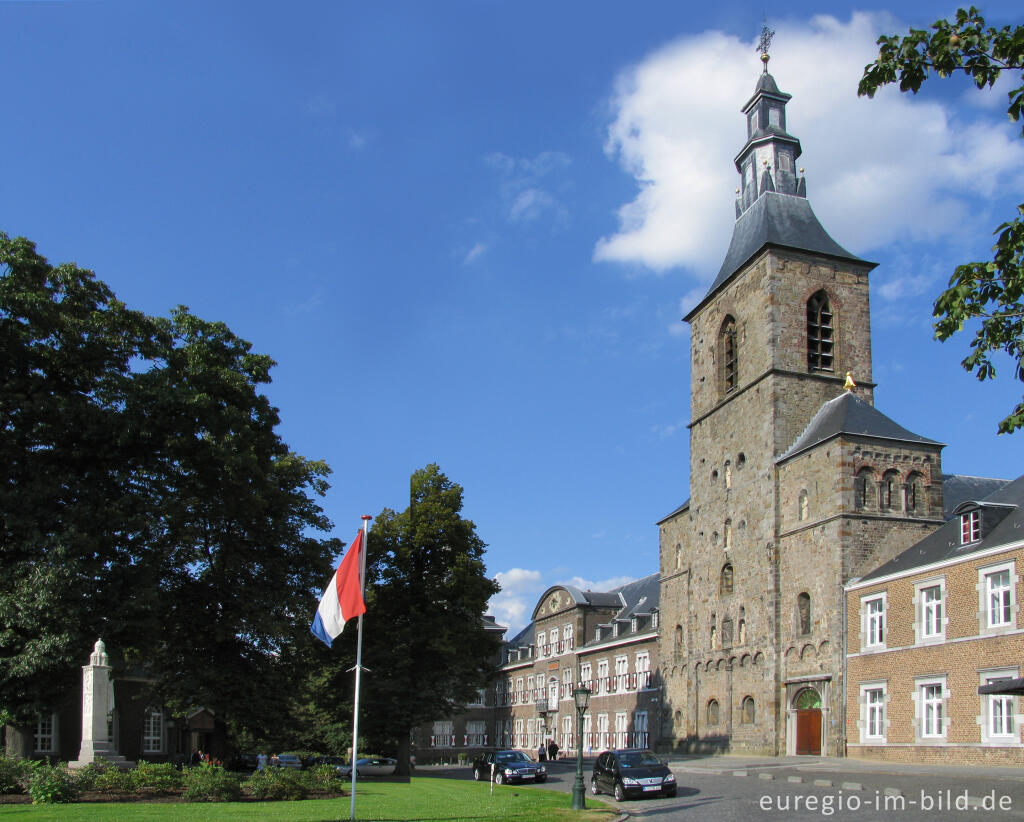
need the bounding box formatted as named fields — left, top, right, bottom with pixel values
left=3, top=1, right=1022, bottom=634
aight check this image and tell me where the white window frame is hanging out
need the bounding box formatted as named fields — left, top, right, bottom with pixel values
left=858, top=682, right=887, bottom=743
left=635, top=651, right=651, bottom=690
left=563, top=623, right=574, bottom=652
left=614, top=711, right=628, bottom=748
left=596, top=712, right=609, bottom=749
left=979, top=561, right=1017, bottom=633
left=861, top=593, right=887, bottom=650
left=914, top=579, right=946, bottom=644
left=961, top=510, right=981, bottom=544
left=913, top=676, right=949, bottom=741
left=34, top=712, right=58, bottom=754
left=579, top=661, right=592, bottom=689
left=143, top=708, right=164, bottom=754
left=979, top=668, right=1020, bottom=745
left=596, top=659, right=609, bottom=695
left=615, top=655, right=629, bottom=692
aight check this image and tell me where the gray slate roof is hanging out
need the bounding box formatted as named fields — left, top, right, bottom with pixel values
left=941, top=474, right=1012, bottom=520
left=780, top=390, right=942, bottom=463
left=686, top=192, right=873, bottom=321
left=859, top=472, right=1024, bottom=583
left=656, top=498, right=690, bottom=525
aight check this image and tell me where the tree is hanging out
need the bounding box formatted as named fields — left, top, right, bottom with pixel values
left=358, top=464, right=501, bottom=774
left=858, top=7, right=1024, bottom=433
left=0, top=233, right=339, bottom=744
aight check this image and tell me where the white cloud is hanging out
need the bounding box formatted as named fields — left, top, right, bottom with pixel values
left=561, top=574, right=636, bottom=592
left=485, top=151, right=571, bottom=227
left=462, top=242, right=487, bottom=265
left=594, top=13, right=1024, bottom=279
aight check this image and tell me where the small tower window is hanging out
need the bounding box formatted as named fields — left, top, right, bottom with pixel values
left=707, top=699, right=720, bottom=726
left=881, top=471, right=900, bottom=511
left=797, top=592, right=811, bottom=636
left=723, top=518, right=733, bottom=549
left=807, top=292, right=834, bottom=372
left=855, top=468, right=874, bottom=510
left=906, top=472, right=924, bottom=514
left=742, top=696, right=756, bottom=724
left=720, top=316, right=738, bottom=394
left=720, top=563, right=734, bottom=595
left=798, top=489, right=809, bottom=521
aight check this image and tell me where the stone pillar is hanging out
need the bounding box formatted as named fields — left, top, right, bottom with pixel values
left=69, top=640, right=134, bottom=769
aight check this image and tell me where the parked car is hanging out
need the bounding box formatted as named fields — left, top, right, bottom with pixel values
left=275, top=754, right=304, bottom=770
left=590, top=749, right=676, bottom=801
left=336, top=757, right=398, bottom=777
left=472, top=750, right=547, bottom=785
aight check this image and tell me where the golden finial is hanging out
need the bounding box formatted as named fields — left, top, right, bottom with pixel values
left=843, top=372, right=856, bottom=391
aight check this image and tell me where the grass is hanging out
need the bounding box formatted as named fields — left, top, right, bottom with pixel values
left=0, top=777, right=618, bottom=821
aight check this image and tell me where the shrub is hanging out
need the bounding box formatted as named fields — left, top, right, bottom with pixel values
left=0, top=754, right=29, bottom=794
left=181, top=763, right=241, bottom=802
left=69, top=763, right=104, bottom=792
left=91, top=766, right=134, bottom=795
left=299, top=763, right=346, bottom=793
left=242, top=767, right=307, bottom=800
left=130, top=761, right=182, bottom=794
left=24, top=761, right=78, bottom=804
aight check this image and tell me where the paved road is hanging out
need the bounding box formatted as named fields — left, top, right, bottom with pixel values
left=421, top=755, right=1024, bottom=821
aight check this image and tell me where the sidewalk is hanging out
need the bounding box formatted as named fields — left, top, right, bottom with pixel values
left=662, top=752, right=1024, bottom=782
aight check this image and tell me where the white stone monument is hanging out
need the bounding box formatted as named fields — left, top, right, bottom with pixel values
left=69, top=639, right=134, bottom=769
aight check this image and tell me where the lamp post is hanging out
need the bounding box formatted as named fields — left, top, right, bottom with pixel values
left=571, top=685, right=591, bottom=810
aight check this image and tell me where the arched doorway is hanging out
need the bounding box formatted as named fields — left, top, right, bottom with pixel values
left=794, top=688, right=822, bottom=755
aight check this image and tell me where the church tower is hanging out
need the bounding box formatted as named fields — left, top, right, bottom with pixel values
left=658, top=46, right=944, bottom=757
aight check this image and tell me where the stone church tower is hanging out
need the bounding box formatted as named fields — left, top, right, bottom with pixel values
left=658, top=57, right=945, bottom=756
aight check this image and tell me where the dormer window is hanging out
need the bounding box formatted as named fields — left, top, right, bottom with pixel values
left=961, top=510, right=981, bottom=544
left=631, top=617, right=638, bottom=632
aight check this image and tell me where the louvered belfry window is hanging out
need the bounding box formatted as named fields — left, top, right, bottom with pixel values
left=721, top=316, right=738, bottom=393
left=807, top=292, right=834, bottom=372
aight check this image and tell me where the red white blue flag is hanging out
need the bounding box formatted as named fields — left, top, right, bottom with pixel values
left=311, top=530, right=367, bottom=647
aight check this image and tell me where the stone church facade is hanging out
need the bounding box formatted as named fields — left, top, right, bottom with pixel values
left=656, top=61, right=949, bottom=757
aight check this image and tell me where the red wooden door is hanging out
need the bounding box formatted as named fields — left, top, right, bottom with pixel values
left=795, top=709, right=821, bottom=755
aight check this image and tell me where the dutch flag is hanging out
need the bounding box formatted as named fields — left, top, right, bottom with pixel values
left=311, top=530, right=367, bottom=647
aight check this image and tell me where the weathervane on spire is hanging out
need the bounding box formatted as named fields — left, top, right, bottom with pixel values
left=757, top=20, right=775, bottom=72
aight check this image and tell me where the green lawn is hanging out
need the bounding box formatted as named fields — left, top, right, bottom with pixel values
left=0, top=778, right=618, bottom=821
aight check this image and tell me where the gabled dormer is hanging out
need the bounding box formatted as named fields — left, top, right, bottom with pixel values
left=954, top=501, right=1017, bottom=547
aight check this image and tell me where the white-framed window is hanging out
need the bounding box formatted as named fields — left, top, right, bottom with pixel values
left=980, top=562, right=1016, bottom=632
left=597, top=713, right=609, bottom=749
left=143, top=708, right=164, bottom=753
left=563, top=623, right=574, bottom=652
left=858, top=683, right=887, bottom=743
left=34, top=712, right=58, bottom=754
left=861, top=593, right=886, bottom=650
left=914, top=676, right=948, bottom=741
left=635, top=651, right=651, bottom=689
left=527, top=675, right=535, bottom=701
left=615, top=656, right=629, bottom=692
left=597, top=659, right=609, bottom=695
left=961, top=510, right=982, bottom=544
left=562, top=714, right=573, bottom=750
left=582, top=713, right=592, bottom=750
left=614, top=712, right=628, bottom=748
left=579, top=661, right=592, bottom=690
left=562, top=666, right=573, bottom=700
left=537, top=631, right=547, bottom=657
left=914, top=579, right=946, bottom=643
left=634, top=710, right=648, bottom=748
left=980, top=669, right=1019, bottom=744
left=514, top=717, right=524, bottom=747
left=431, top=720, right=454, bottom=747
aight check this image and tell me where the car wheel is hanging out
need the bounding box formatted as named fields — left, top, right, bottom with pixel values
left=536, top=776, right=546, bottom=783
left=664, top=788, right=677, bottom=798
left=590, top=777, right=600, bottom=795
left=495, top=772, right=505, bottom=785
left=614, top=781, right=626, bottom=802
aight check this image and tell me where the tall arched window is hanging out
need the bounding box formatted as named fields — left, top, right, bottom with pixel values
left=741, top=696, right=756, bottom=724
left=906, top=472, right=924, bottom=514
left=881, top=470, right=900, bottom=511
left=807, top=291, right=834, bottom=372
left=720, top=316, right=738, bottom=394
left=723, top=518, right=733, bottom=550
left=798, top=489, right=809, bottom=521
left=674, top=625, right=684, bottom=660
left=855, top=468, right=874, bottom=510
left=707, top=699, right=720, bottom=726
left=797, top=593, right=811, bottom=635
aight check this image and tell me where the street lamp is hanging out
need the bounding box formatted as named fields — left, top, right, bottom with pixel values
left=571, top=685, right=592, bottom=810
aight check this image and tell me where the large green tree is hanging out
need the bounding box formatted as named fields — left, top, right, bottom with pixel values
left=859, top=7, right=1024, bottom=433
left=0, top=233, right=339, bottom=742
left=357, top=464, right=501, bottom=774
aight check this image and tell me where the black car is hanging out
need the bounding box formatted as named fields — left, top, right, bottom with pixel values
left=472, top=750, right=547, bottom=785
left=590, top=749, right=676, bottom=800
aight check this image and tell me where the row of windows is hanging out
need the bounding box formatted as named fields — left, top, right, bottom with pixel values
left=857, top=670, right=1018, bottom=744
left=535, top=625, right=574, bottom=658
left=854, top=469, right=927, bottom=514
left=717, top=290, right=835, bottom=398
left=33, top=709, right=165, bottom=754
left=860, top=561, right=1016, bottom=651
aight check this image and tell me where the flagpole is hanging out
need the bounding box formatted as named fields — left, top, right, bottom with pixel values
left=349, top=515, right=372, bottom=822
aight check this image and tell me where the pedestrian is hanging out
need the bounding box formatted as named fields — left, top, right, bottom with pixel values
left=548, top=739, right=559, bottom=761
left=256, top=751, right=268, bottom=772
left=537, top=742, right=546, bottom=762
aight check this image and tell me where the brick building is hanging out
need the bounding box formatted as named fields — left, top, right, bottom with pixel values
left=415, top=575, right=661, bottom=762
left=845, top=474, right=1024, bottom=765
